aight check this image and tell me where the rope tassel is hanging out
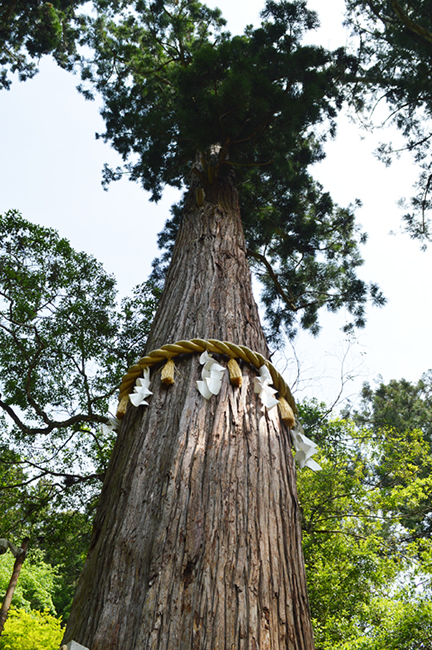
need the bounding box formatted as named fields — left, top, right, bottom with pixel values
left=278, top=396, right=296, bottom=428
left=161, top=359, right=175, bottom=386
left=116, top=395, right=129, bottom=420
left=228, top=358, right=242, bottom=387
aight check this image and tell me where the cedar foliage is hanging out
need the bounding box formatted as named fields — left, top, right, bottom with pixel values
left=0, top=0, right=86, bottom=89
left=79, top=0, right=385, bottom=339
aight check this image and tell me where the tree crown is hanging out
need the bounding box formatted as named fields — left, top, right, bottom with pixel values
left=75, top=0, right=384, bottom=339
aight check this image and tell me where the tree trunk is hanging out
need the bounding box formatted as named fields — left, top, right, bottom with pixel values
left=64, top=174, right=315, bottom=649
left=0, top=538, right=29, bottom=636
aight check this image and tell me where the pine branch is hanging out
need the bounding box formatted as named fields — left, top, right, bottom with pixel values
left=390, top=0, right=432, bottom=46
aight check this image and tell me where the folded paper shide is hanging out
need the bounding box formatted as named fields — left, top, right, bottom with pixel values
left=129, top=368, right=153, bottom=407
left=101, top=415, right=121, bottom=436
left=253, top=365, right=279, bottom=410
left=291, top=423, right=321, bottom=471
left=197, top=350, right=226, bottom=399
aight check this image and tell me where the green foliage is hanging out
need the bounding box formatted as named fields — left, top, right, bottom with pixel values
left=297, top=398, right=432, bottom=649
left=0, top=209, right=119, bottom=425
left=345, top=0, right=432, bottom=244
left=0, top=210, right=160, bottom=572
left=1, top=0, right=387, bottom=337
left=348, top=596, right=432, bottom=650
left=344, top=373, right=432, bottom=537
left=0, top=208, right=120, bottom=517
left=0, top=607, right=63, bottom=650
left=0, top=0, right=87, bottom=89
left=0, top=550, right=59, bottom=612
left=0, top=443, right=31, bottom=537
left=346, top=372, right=432, bottom=442
left=0, top=209, right=161, bottom=618
left=3, top=1, right=427, bottom=629
left=37, top=510, right=93, bottom=620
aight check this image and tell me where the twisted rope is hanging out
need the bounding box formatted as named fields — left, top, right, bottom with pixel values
left=118, top=338, right=297, bottom=414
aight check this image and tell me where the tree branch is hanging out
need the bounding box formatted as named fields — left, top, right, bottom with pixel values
left=310, top=529, right=368, bottom=540
left=0, top=398, right=107, bottom=436
left=246, top=248, right=297, bottom=311
left=389, top=0, right=432, bottom=46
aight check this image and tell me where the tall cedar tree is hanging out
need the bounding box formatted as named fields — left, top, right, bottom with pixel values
left=61, top=1, right=384, bottom=648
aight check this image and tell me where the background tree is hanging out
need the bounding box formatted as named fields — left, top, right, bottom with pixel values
left=0, top=209, right=161, bottom=621
left=344, top=0, right=432, bottom=243
left=297, top=399, right=432, bottom=649
left=347, top=372, right=432, bottom=441
left=0, top=550, right=63, bottom=650
left=0, top=0, right=87, bottom=90
left=0, top=209, right=160, bottom=489
left=343, top=372, right=432, bottom=539
left=0, top=550, right=59, bottom=613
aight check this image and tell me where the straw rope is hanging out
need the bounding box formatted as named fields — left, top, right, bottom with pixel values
left=118, top=338, right=297, bottom=415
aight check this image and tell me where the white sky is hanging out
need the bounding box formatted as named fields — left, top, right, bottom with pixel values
left=0, top=0, right=430, bottom=409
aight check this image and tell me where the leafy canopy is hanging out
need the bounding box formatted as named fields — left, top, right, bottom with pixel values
left=298, top=398, right=432, bottom=649
left=83, top=1, right=343, bottom=198
left=0, top=550, right=59, bottom=613
left=0, top=1, right=387, bottom=337
left=0, top=210, right=162, bottom=621
left=0, top=210, right=160, bottom=538
left=343, top=371, right=432, bottom=539
left=0, top=607, right=63, bottom=650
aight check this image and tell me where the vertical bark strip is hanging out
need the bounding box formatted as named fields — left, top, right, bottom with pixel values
left=65, top=177, right=315, bottom=649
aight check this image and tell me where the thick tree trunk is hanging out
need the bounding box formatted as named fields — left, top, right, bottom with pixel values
left=64, top=175, right=315, bottom=649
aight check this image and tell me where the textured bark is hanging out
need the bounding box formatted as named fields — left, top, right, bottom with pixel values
left=64, top=175, right=315, bottom=649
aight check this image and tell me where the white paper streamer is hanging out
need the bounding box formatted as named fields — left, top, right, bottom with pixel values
left=101, top=415, right=121, bottom=436
left=65, top=642, right=89, bottom=650
left=129, top=367, right=153, bottom=407
left=253, top=365, right=279, bottom=410
left=291, top=423, right=321, bottom=471
left=197, top=350, right=226, bottom=399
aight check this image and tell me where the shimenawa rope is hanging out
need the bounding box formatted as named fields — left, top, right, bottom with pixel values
left=116, top=338, right=297, bottom=424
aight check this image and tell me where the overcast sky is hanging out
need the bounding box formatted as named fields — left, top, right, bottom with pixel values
left=0, top=0, right=429, bottom=409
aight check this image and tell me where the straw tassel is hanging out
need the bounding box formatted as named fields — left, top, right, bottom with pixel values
left=228, top=358, right=242, bottom=387
left=278, top=396, right=296, bottom=428
left=116, top=395, right=129, bottom=420
left=161, top=359, right=175, bottom=386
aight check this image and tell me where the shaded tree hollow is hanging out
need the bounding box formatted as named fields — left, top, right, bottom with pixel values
left=64, top=176, right=315, bottom=649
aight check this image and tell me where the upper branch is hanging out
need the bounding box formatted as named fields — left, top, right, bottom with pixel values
left=0, top=398, right=107, bottom=436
